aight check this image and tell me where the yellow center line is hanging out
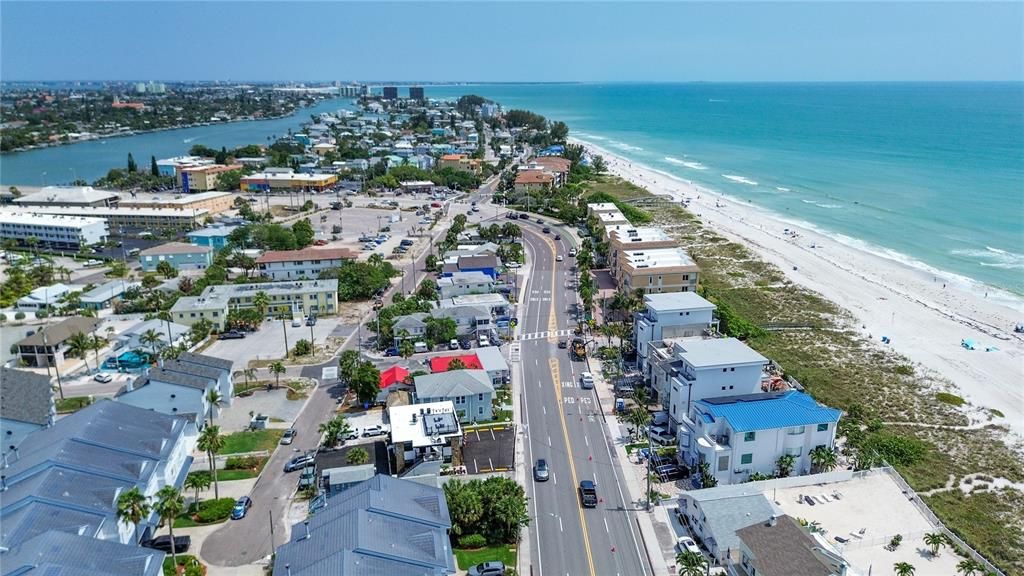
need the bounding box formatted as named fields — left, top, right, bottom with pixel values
left=541, top=228, right=596, bottom=576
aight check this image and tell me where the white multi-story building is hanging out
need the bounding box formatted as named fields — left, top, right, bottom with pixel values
left=681, top=391, right=841, bottom=485
left=0, top=212, right=107, bottom=248
left=635, top=292, right=718, bottom=375
left=255, top=248, right=356, bottom=280
left=437, top=271, right=494, bottom=299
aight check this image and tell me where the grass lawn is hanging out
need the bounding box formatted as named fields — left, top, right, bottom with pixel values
left=216, top=468, right=260, bottom=481
left=454, top=545, right=517, bottom=570
left=624, top=442, right=647, bottom=454
left=220, top=429, right=284, bottom=454
left=56, top=396, right=93, bottom=413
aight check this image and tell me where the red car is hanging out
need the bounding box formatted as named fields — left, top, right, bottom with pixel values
left=314, top=239, right=328, bottom=246
left=430, top=202, right=441, bottom=208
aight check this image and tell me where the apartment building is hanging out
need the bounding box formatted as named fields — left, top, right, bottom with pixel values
left=586, top=202, right=619, bottom=218
left=119, top=191, right=235, bottom=214
left=0, top=212, right=108, bottom=248
left=170, top=279, right=339, bottom=331
left=439, top=153, right=482, bottom=174
left=514, top=170, right=554, bottom=194
left=607, top=226, right=679, bottom=272
left=178, top=163, right=243, bottom=193
left=255, top=247, right=356, bottom=280
left=437, top=271, right=494, bottom=299
left=618, top=247, right=700, bottom=294
left=682, top=392, right=841, bottom=485
left=240, top=171, right=338, bottom=192
left=596, top=210, right=631, bottom=231
left=140, top=242, right=213, bottom=271
left=634, top=292, right=718, bottom=374
left=2, top=205, right=208, bottom=231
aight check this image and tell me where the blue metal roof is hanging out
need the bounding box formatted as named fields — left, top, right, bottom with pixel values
left=696, top=391, right=841, bottom=433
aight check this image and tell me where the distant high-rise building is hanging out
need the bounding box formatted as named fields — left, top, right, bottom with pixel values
left=409, top=86, right=424, bottom=100
left=135, top=82, right=147, bottom=94
left=147, top=81, right=166, bottom=94
left=382, top=86, right=398, bottom=100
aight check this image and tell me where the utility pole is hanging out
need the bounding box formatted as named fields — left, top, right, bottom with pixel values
left=268, top=509, right=276, bottom=554
left=309, top=322, right=315, bottom=356
left=281, top=316, right=290, bottom=357
left=40, top=330, right=65, bottom=400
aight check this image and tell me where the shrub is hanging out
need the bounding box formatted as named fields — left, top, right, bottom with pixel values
left=14, top=311, right=26, bottom=320
left=35, top=309, right=48, bottom=319
left=893, top=364, right=915, bottom=376
left=224, top=456, right=262, bottom=470
left=862, top=433, right=928, bottom=467
left=293, top=339, right=312, bottom=356
left=936, top=392, right=965, bottom=406
left=459, top=534, right=487, bottom=548
left=194, top=498, right=235, bottom=523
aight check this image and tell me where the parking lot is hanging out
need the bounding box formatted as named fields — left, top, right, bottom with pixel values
left=202, top=315, right=345, bottom=367
left=462, top=424, right=516, bottom=474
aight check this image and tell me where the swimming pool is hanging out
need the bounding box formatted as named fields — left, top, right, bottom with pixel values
left=101, top=350, right=153, bottom=370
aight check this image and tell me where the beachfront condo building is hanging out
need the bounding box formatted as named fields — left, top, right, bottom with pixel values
left=439, top=154, right=482, bottom=174
left=634, top=292, right=718, bottom=375
left=0, top=212, right=108, bottom=248
left=681, top=390, right=841, bottom=485
left=514, top=170, right=554, bottom=194
left=170, top=279, right=339, bottom=331
left=255, top=247, right=357, bottom=280
left=596, top=210, right=631, bottom=233
left=586, top=202, right=620, bottom=218
left=607, top=226, right=680, bottom=273
left=617, top=247, right=700, bottom=294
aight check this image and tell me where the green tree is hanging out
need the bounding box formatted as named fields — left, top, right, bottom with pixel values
left=66, top=331, right=93, bottom=372
left=156, top=260, right=178, bottom=279
left=206, top=388, right=224, bottom=425
left=150, top=155, right=159, bottom=177
left=269, top=361, right=286, bottom=387
left=346, top=447, right=369, bottom=465
left=153, top=485, right=186, bottom=566
left=106, top=261, right=128, bottom=278
left=217, top=169, right=243, bottom=191
left=338, top=349, right=360, bottom=382
left=444, top=479, right=484, bottom=537
left=548, top=120, right=569, bottom=143
left=676, top=550, right=705, bottom=576
left=776, top=454, right=797, bottom=477
left=318, top=414, right=352, bottom=447
left=184, top=472, right=211, bottom=507
left=127, top=153, right=137, bottom=173
left=923, top=532, right=946, bottom=557
left=591, top=155, right=607, bottom=174
left=116, top=486, right=151, bottom=543
left=293, top=339, right=313, bottom=356
left=292, top=219, right=315, bottom=247
left=424, top=317, right=457, bottom=347
left=810, top=445, right=838, bottom=473
left=956, top=559, right=983, bottom=576
left=197, top=425, right=224, bottom=499
left=425, top=254, right=439, bottom=272
left=140, top=328, right=163, bottom=354
left=350, top=360, right=380, bottom=405
left=253, top=291, right=270, bottom=317
left=189, top=318, right=213, bottom=343
left=447, top=358, right=468, bottom=371
left=894, top=562, right=916, bottom=576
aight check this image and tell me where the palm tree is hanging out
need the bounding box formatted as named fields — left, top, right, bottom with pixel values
left=55, top=266, right=71, bottom=282
left=66, top=331, right=92, bottom=372
left=241, top=367, right=257, bottom=392
left=116, top=486, right=151, bottom=543
left=776, top=454, right=797, bottom=477
left=205, top=388, right=224, bottom=425
left=346, top=447, right=369, bottom=465
left=152, top=486, right=186, bottom=567
left=923, top=532, right=946, bottom=556
left=893, top=562, right=916, bottom=576
left=676, top=550, right=705, bottom=576
left=269, top=361, right=286, bottom=388
left=197, top=425, right=224, bottom=499
left=253, top=291, right=270, bottom=317
left=140, top=328, right=163, bottom=355
left=957, top=559, right=983, bottom=576
left=810, top=445, right=838, bottom=473
left=399, top=337, right=415, bottom=359
left=184, top=473, right=211, bottom=507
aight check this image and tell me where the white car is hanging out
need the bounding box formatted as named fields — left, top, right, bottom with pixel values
left=506, top=262, right=521, bottom=269
left=579, top=372, right=594, bottom=389
left=676, top=536, right=701, bottom=556
left=93, top=373, right=113, bottom=383
left=556, top=255, right=564, bottom=262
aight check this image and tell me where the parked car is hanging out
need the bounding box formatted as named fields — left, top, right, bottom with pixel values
left=219, top=330, right=245, bottom=340
left=430, top=202, right=441, bottom=208
left=342, top=429, right=359, bottom=441
left=280, top=428, right=297, bottom=445
left=400, top=239, right=414, bottom=246
left=362, top=425, right=388, bottom=438
left=533, top=459, right=550, bottom=482
left=554, top=234, right=561, bottom=240
left=305, top=316, right=317, bottom=326
left=468, top=561, right=506, bottom=576
left=506, top=262, right=521, bottom=269
left=459, top=340, right=472, bottom=350
left=414, top=341, right=429, bottom=353
left=675, top=536, right=701, bottom=556
left=142, top=535, right=191, bottom=554
left=384, top=346, right=399, bottom=357
left=556, top=255, right=564, bottom=262
left=449, top=339, right=460, bottom=350
left=291, top=317, right=302, bottom=327
left=579, top=372, right=594, bottom=389
left=313, top=239, right=328, bottom=246
left=93, top=373, right=113, bottom=383
left=230, top=496, right=252, bottom=520
left=298, top=466, right=317, bottom=489
left=284, top=453, right=316, bottom=473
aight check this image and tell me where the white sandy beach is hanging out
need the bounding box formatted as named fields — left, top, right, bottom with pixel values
left=574, top=139, right=1024, bottom=437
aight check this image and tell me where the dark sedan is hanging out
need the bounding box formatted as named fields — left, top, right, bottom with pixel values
left=230, top=496, right=252, bottom=520
left=142, top=535, right=191, bottom=553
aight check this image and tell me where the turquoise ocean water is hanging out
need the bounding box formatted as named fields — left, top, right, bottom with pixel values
left=429, top=83, right=1024, bottom=298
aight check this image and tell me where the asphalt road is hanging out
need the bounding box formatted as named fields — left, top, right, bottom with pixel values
left=519, top=221, right=651, bottom=576
left=198, top=180, right=499, bottom=567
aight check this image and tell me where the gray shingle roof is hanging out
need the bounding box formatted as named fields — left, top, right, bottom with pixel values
left=2, top=530, right=165, bottom=576
left=0, top=368, right=53, bottom=426
left=688, top=493, right=776, bottom=554
left=393, top=313, right=429, bottom=331
left=13, top=317, right=102, bottom=347
left=161, top=359, right=221, bottom=382
left=177, top=351, right=233, bottom=373
left=736, top=515, right=835, bottom=576
left=414, top=370, right=494, bottom=400
left=145, top=367, right=213, bottom=391
left=273, top=475, right=453, bottom=576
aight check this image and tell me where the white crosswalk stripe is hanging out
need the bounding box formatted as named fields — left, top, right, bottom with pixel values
left=517, top=329, right=574, bottom=341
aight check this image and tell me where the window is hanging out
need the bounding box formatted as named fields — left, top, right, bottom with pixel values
left=741, top=453, right=753, bottom=465
left=478, top=393, right=484, bottom=401
left=730, top=367, right=735, bottom=372
left=788, top=426, right=806, bottom=435
left=478, top=406, right=484, bottom=415
left=817, top=423, right=829, bottom=432
left=455, top=395, right=466, bottom=405
left=744, top=431, right=756, bottom=442
left=717, top=455, right=729, bottom=472
left=785, top=446, right=802, bottom=457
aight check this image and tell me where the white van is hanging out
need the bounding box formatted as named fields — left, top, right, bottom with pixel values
left=414, top=341, right=429, bottom=353
left=477, top=334, right=490, bottom=347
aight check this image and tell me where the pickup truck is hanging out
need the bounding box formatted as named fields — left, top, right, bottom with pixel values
left=579, top=480, right=598, bottom=508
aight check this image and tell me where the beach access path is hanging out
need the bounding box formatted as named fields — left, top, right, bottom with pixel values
left=575, top=138, right=1024, bottom=438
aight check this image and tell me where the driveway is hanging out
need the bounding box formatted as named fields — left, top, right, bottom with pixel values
left=218, top=388, right=307, bottom=433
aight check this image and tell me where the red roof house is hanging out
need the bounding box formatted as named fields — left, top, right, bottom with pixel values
left=379, top=365, right=410, bottom=389
left=429, top=354, right=482, bottom=373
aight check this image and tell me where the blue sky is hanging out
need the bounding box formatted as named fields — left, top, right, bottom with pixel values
left=2, top=2, right=1021, bottom=82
